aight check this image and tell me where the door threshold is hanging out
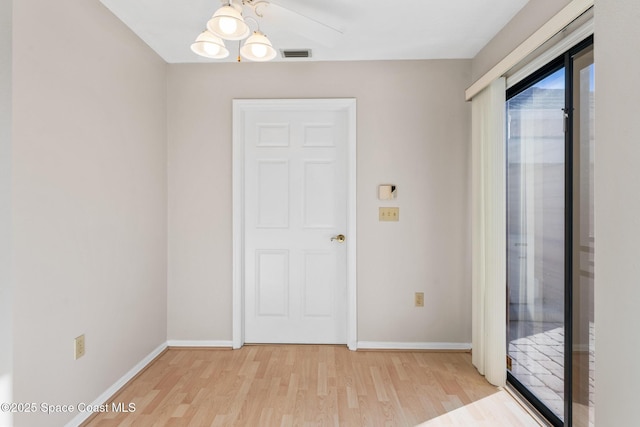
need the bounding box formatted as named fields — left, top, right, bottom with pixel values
left=503, top=384, right=555, bottom=427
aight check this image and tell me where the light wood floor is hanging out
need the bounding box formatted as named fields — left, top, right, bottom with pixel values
left=83, top=346, right=541, bottom=426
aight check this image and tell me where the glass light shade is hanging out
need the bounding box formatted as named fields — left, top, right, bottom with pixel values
left=190, top=31, right=229, bottom=59
left=240, top=31, right=277, bottom=62
left=207, top=5, right=250, bottom=40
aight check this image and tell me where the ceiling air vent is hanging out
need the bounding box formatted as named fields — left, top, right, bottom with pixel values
left=281, top=49, right=312, bottom=59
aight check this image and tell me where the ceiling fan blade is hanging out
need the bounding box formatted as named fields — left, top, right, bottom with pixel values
left=262, top=2, right=344, bottom=48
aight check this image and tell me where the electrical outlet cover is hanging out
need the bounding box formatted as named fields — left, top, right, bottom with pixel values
left=74, top=334, right=85, bottom=360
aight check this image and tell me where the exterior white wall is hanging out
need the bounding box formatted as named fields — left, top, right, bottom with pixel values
left=11, top=1, right=167, bottom=425
left=471, top=0, right=572, bottom=82
left=594, top=0, right=640, bottom=425
left=167, top=60, right=472, bottom=345
left=0, top=1, right=13, bottom=426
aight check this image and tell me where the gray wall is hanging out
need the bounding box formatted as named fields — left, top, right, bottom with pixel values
left=167, top=60, right=473, bottom=345
left=472, top=0, right=572, bottom=81
left=594, top=0, right=640, bottom=425
left=11, top=1, right=167, bottom=425
left=0, top=1, right=13, bottom=426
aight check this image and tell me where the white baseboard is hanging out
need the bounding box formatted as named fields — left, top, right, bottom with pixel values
left=356, top=341, right=472, bottom=351
left=167, top=340, right=233, bottom=348
left=65, top=342, right=167, bottom=427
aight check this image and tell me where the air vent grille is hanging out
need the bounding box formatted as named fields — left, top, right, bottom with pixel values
left=281, top=49, right=312, bottom=59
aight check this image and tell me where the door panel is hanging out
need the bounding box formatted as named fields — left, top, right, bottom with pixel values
left=257, top=123, right=290, bottom=147
left=257, top=160, right=289, bottom=228
left=256, top=250, right=289, bottom=316
left=303, top=251, right=335, bottom=317
left=507, top=66, right=566, bottom=424
left=243, top=105, right=348, bottom=344
left=303, top=161, right=335, bottom=228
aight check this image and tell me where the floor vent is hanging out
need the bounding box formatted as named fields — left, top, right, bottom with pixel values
left=281, top=49, right=312, bottom=59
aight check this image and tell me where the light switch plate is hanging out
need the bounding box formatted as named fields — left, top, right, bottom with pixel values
left=379, top=207, right=399, bottom=221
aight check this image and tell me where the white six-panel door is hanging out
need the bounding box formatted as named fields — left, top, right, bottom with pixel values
left=237, top=100, right=352, bottom=344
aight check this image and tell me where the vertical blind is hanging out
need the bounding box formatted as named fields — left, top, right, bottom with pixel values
left=471, top=78, right=506, bottom=386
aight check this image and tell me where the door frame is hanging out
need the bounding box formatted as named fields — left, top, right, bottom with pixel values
left=232, top=98, right=357, bottom=350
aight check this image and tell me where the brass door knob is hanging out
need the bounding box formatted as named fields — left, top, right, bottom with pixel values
left=331, top=234, right=346, bottom=243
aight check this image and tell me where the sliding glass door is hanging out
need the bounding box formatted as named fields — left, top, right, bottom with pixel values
left=506, top=38, right=594, bottom=427
left=507, top=64, right=566, bottom=424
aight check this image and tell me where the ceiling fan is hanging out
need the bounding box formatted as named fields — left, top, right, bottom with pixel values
left=191, top=0, right=344, bottom=61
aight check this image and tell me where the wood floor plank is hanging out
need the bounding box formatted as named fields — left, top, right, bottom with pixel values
left=82, top=346, right=542, bottom=427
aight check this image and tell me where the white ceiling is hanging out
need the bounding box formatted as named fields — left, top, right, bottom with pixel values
left=99, top=0, right=529, bottom=63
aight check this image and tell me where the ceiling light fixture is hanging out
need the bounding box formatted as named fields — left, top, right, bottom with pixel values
left=207, top=3, right=250, bottom=40
left=240, top=30, right=277, bottom=61
left=192, top=0, right=276, bottom=62
left=190, top=30, right=230, bottom=59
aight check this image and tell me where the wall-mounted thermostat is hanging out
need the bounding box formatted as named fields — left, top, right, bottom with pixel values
left=378, top=185, right=397, bottom=200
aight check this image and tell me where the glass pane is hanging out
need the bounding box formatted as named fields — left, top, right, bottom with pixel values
left=507, top=67, right=566, bottom=421
left=572, top=45, right=595, bottom=427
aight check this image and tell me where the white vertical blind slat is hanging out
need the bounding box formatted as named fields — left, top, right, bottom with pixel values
left=471, top=78, right=506, bottom=387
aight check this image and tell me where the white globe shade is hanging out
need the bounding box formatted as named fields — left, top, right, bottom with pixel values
left=240, top=31, right=277, bottom=62
left=207, top=6, right=250, bottom=40
left=251, top=43, right=268, bottom=58
left=190, top=31, right=229, bottom=59
left=218, top=16, right=238, bottom=35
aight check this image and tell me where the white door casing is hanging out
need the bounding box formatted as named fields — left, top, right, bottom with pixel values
left=232, top=99, right=357, bottom=349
